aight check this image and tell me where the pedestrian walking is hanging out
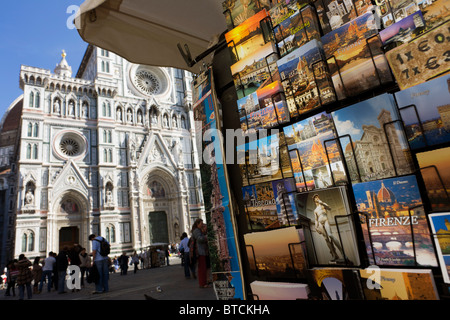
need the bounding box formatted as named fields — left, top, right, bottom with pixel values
left=191, top=218, right=210, bottom=288
left=56, top=247, right=69, bottom=294
left=31, top=257, right=42, bottom=294
left=4, top=260, right=18, bottom=297
left=179, top=232, right=195, bottom=279
left=38, top=252, right=56, bottom=293
left=131, top=251, right=139, bottom=273
left=118, top=251, right=129, bottom=275
left=79, top=247, right=91, bottom=288
left=89, top=234, right=110, bottom=294
left=15, top=254, right=33, bottom=300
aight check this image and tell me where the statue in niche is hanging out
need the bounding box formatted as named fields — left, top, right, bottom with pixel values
left=163, top=114, right=169, bottom=127
left=25, top=189, right=34, bottom=205
left=82, top=103, right=88, bottom=117
left=151, top=109, right=158, bottom=124
left=137, top=112, right=143, bottom=124
left=53, top=99, right=61, bottom=114
left=69, top=101, right=75, bottom=116
left=117, top=108, right=122, bottom=121
left=172, top=116, right=178, bottom=128
left=127, top=109, right=132, bottom=122
left=106, top=188, right=113, bottom=204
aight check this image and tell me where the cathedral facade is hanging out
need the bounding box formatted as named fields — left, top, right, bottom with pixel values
left=3, top=45, right=204, bottom=262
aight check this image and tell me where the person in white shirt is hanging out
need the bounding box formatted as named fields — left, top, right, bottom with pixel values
left=38, top=252, right=56, bottom=293
left=179, top=232, right=196, bottom=279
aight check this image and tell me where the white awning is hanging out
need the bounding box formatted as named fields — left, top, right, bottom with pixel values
left=75, top=0, right=227, bottom=74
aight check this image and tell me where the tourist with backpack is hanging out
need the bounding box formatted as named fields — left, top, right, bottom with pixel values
left=89, top=234, right=110, bottom=294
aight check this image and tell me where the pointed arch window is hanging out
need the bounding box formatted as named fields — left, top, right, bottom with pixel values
left=33, top=123, right=39, bottom=137
left=33, top=144, right=38, bottom=159
left=35, top=92, right=40, bottom=108
left=22, top=233, right=27, bottom=252
left=27, top=123, right=33, bottom=137
left=29, top=92, right=34, bottom=108
left=26, top=144, right=32, bottom=159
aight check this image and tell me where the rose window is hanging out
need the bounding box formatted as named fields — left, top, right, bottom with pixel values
left=60, top=138, right=80, bottom=156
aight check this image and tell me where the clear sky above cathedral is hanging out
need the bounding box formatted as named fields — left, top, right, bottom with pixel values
left=0, top=0, right=87, bottom=117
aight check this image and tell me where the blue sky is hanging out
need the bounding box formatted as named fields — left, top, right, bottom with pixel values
left=0, top=1, right=87, bottom=117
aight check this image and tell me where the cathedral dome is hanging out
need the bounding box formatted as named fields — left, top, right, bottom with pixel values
left=377, top=182, right=396, bottom=203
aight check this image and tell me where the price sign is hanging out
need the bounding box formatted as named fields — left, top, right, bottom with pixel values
left=386, top=21, right=450, bottom=90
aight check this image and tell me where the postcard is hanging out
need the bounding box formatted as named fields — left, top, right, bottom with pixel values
left=385, top=21, right=450, bottom=90
left=225, top=9, right=273, bottom=64
left=273, top=5, right=321, bottom=57
left=379, top=10, right=425, bottom=47
left=237, top=131, right=293, bottom=186
left=331, top=93, right=414, bottom=183
left=428, top=212, right=450, bottom=284
left=244, top=226, right=308, bottom=280
left=307, top=268, right=365, bottom=300
left=354, top=175, right=439, bottom=267
left=242, top=178, right=298, bottom=230
left=238, top=81, right=291, bottom=132
left=416, top=147, right=450, bottom=211
left=376, top=0, right=420, bottom=28
left=222, top=0, right=271, bottom=30
left=250, top=280, right=310, bottom=300
left=295, top=187, right=360, bottom=266
left=231, top=42, right=280, bottom=100
left=277, top=39, right=336, bottom=117
left=314, top=0, right=373, bottom=34
left=395, top=74, right=450, bottom=150
left=322, top=12, right=393, bottom=100
left=283, top=111, right=346, bottom=191
left=359, top=268, right=439, bottom=300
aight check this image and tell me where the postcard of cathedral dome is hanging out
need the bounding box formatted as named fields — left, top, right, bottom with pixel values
left=354, top=174, right=438, bottom=267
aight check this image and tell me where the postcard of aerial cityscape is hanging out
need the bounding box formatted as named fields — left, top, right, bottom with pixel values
left=295, top=187, right=360, bottom=266
left=249, top=280, right=310, bottom=300
left=359, top=268, right=439, bottom=300
left=283, top=111, right=345, bottom=191
left=225, top=9, right=272, bottom=64
left=314, top=0, right=373, bottom=34
left=416, top=147, right=450, bottom=211
left=332, top=93, right=414, bottom=183
left=277, top=39, right=335, bottom=116
left=427, top=212, right=450, bottom=284
left=231, top=42, right=280, bottom=100
left=269, top=0, right=303, bottom=27
left=242, top=178, right=298, bottom=230
left=353, top=174, right=438, bottom=267
left=222, top=0, right=269, bottom=30
left=379, top=10, right=425, bottom=46
left=244, top=226, right=308, bottom=280
left=274, top=5, right=321, bottom=57
left=395, top=74, right=450, bottom=150
left=307, top=268, right=364, bottom=299
left=322, top=12, right=393, bottom=100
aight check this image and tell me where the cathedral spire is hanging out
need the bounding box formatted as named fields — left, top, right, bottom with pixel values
left=54, top=49, right=72, bottom=77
